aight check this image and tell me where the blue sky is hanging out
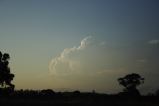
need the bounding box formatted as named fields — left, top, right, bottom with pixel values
left=0, top=0, right=159, bottom=94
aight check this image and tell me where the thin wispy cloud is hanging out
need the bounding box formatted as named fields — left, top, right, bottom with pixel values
left=136, top=59, right=148, bottom=64
left=99, top=41, right=106, bottom=46
left=136, top=59, right=147, bottom=63
left=148, top=40, right=159, bottom=45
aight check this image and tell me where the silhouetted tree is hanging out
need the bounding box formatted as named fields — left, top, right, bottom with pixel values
left=118, top=73, right=144, bottom=96
left=0, top=51, right=15, bottom=92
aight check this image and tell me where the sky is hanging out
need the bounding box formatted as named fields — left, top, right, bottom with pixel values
left=0, top=0, right=159, bottom=94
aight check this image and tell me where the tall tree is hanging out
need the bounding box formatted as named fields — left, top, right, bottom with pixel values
left=118, top=73, right=144, bottom=96
left=0, top=51, right=14, bottom=90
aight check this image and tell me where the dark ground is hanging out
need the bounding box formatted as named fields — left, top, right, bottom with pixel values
left=0, top=98, right=159, bottom=106
left=0, top=92, right=159, bottom=106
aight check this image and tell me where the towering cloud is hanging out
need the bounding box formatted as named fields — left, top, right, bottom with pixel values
left=49, top=36, right=92, bottom=76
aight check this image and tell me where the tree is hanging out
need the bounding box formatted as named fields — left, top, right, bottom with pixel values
left=0, top=51, right=15, bottom=91
left=118, top=73, right=144, bottom=96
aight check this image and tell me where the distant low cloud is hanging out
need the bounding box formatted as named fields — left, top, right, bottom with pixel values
left=136, top=59, right=147, bottom=63
left=148, top=40, right=159, bottom=44
left=99, top=41, right=106, bottom=46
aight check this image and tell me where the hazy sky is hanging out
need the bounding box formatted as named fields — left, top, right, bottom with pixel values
left=0, top=0, right=159, bottom=94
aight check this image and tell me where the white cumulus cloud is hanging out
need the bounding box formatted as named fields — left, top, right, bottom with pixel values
left=49, top=36, right=92, bottom=76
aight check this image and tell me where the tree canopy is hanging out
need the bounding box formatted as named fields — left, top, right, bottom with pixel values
left=118, top=73, right=144, bottom=96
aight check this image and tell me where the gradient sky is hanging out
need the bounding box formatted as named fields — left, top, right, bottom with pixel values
left=0, top=0, right=159, bottom=94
